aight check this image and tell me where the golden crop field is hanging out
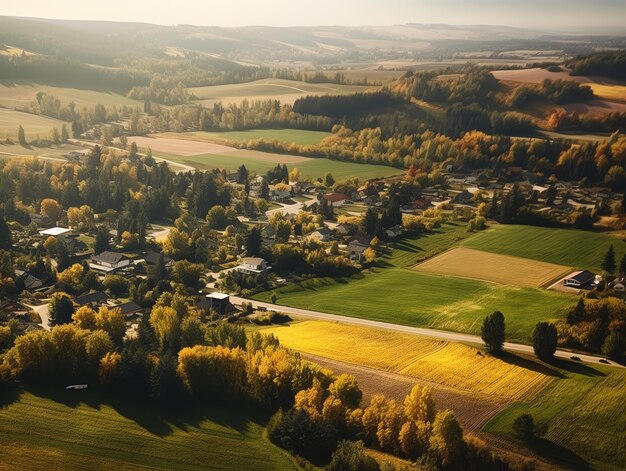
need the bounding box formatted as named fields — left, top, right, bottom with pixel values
left=264, top=321, right=553, bottom=401
left=413, top=247, right=572, bottom=288
left=587, top=83, right=626, bottom=102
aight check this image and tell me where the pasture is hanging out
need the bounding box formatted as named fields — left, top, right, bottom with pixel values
left=264, top=320, right=552, bottom=401
left=188, top=78, right=373, bottom=106
left=0, top=142, right=84, bottom=159
left=165, top=129, right=332, bottom=146
left=461, top=225, right=624, bottom=272
left=414, top=247, right=571, bottom=288
left=0, top=83, right=141, bottom=109
left=0, top=388, right=297, bottom=471
left=0, top=108, right=69, bottom=140
left=484, top=364, right=626, bottom=471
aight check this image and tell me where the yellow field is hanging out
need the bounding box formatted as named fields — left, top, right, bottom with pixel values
left=264, top=321, right=552, bottom=401
left=413, top=247, right=571, bottom=288
left=587, top=83, right=626, bottom=102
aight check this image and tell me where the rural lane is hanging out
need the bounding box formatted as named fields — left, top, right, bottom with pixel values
left=230, top=296, right=625, bottom=369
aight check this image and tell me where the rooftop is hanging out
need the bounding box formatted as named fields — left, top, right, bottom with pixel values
left=39, top=227, right=72, bottom=237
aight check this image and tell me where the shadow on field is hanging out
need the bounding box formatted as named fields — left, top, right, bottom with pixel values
left=530, top=437, right=592, bottom=471
left=0, top=382, right=22, bottom=409
left=499, top=352, right=564, bottom=378
left=552, top=358, right=606, bottom=377
left=25, top=384, right=256, bottom=437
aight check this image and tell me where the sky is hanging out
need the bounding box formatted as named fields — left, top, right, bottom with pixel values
left=1, top=0, right=625, bottom=31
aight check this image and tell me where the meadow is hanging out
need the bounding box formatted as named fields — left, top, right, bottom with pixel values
left=255, top=224, right=575, bottom=342
left=0, top=388, right=297, bottom=471
left=0, top=82, right=142, bottom=109
left=484, top=364, right=626, bottom=471
left=0, top=108, right=69, bottom=140
left=189, top=78, right=373, bottom=106
left=0, top=142, right=84, bottom=159
left=263, top=320, right=552, bottom=401
left=414, top=247, right=571, bottom=288
left=165, top=129, right=332, bottom=146
left=461, top=224, right=624, bottom=272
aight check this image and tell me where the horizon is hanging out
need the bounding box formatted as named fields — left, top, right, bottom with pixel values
left=1, top=0, right=626, bottom=32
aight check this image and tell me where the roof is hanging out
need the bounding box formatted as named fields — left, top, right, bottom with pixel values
left=143, top=251, right=173, bottom=266
left=565, top=270, right=596, bottom=284
left=323, top=193, right=348, bottom=203
left=114, top=301, right=143, bottom=315
left=312, top=227, right=332, bottom=236
left=39, top=227, right=72, bottom=237
left=92, top=251, right=128, bottom=265
left=242, top=257, right=266, bottom=266
left=75, top=291, right=108, bottom=306
left=207, top=292, right=230, bottom=300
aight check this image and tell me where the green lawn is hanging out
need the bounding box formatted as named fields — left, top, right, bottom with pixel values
left=0, top=108, right=70, bottom=140
left=255, top=223, right=575, bottom=342
left=154, top=150, right=401, bottom=181
left=0, top=388, right=297, bottom=471
left=461, top=224, right=624, bottom=272
left=183, top=129, right=332, bottom=146
left=483, top=363, right=626, bottom=471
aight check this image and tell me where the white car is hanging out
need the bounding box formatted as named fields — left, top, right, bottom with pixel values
left=66, top=384, right=88, bottom=390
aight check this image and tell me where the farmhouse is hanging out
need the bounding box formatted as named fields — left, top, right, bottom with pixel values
left=142, top=251, right=174, bottom=268
left=563, top=270, right=597, bottom=288
left=236, top=257, right=271, bottom=275
left=322, top=193, right=349, bottom=206
left=271, top=189, right=291, bottom=202
left=347, top=240, right=369, bottom=262
left=197, top=292, right=234, bottom=316
left=14, top=270, right=44, bottom=291
left=90, top=251, right=131, bottom=273
left=75, top=291, right=108, bottom=307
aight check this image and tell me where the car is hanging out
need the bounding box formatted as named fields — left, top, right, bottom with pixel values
left=570, top=355, right=581, bottom=361
left=66, top=384, right=88, bottom=390
left=599, top=359, right=610, bottom=364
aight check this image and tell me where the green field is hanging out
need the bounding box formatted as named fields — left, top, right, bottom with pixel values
left=154, top=150, right=401, bottom=181
left=0, top=108, right=70, bottom=140
left=255, top=223, right=574, bottom=341
left=0, top=142, right=84, bottom=159
left=0, top=388, right=297, bottom=471
left=189, top=78, right=373, bottom=106
left=461, top=225, right=624, bottom=272
left=484, top=364, right=626, bottom=471
left=178, top=129, right=332, bottom=146
left=0, top=82, right=142, bottom=109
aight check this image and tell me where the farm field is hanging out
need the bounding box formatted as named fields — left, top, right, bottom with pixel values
left=414, top=247, right=571, bottom=288
left=264, top=321, right=552, bottom=401
left=0, top=108, right=69, bottom=140
left=189, top=78, right=373, bottom=106
left=163, top=129, right=332, bottom=146
left=151, top=149, right=400, bottom=180
left=461, top=224, right=624, bottom=272
left=0, top=388, right=297, bottom=471
left=0, top=142, right=84, bottom=159
left=484, top=364, right=626, bottom=471
left=0, top=82, right=142, bottom=109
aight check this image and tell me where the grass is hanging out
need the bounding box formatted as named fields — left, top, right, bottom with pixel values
left=0, top=142, right=84, bottom=159
left=415, top=247, right=572, bottom=288
left=153, top=150, right=401, bottom=181
left=255, top=223, right=575, bottom=342
left=0, top=108, right=70, bottom=140
left=0, top=82, right=142, bottom=109
left=0, top=387, right=297, bottom=471
left=263, top=320, right=553, bottom=401
left=461, top=225, right=624, bottom=272
left=483, top=363, right=626, bottom=471
left=172, top=129, right=332, bottom=146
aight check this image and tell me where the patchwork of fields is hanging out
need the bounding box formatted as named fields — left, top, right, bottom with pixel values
left=414, top=247, right=571, bottom=288
left=0, top=389, right=297, bottom=471
left=264, top=320, right=552, bottom=401
left=165, top=129, right=332, bottom=146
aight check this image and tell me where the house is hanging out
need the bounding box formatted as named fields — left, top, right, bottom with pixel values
left=563, top=270, right=597, bottom=288
left=14, top=270, right=44, bottom=291
left=29, top=213, right=54, bottom=227
left=199, top=292, right=233, bottom=315
left=385, top=225, right=404, bottom=239
left=347, top=240, right=369, bottom=262
left=294, top=181, right=315, bottom=194
left=75, top=291, right=108, bottom=307
left=39, top=227, right=72, bottom=238
left=335, top=223, right=356, bottom=237
left=271, top=189, right=291, bottom=202
left=65, top=237, right=90, bottom=256
left=114, top=301, right=144, bottom=319
left=310, top=227, right=332, bottom=242
left=236, top=257, right=271, bottom=275
left=143, top=251, right=174, bottom=268
left=322, top=193, right=349, bottom=207
left=90, top=251, right=131, bottom=273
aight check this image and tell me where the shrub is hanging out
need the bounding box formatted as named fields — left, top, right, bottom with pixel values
left=327, top=440, right=380, bottom=471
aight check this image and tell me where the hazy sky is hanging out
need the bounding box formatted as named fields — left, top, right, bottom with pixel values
left=1, top=0, right=624, bottom=30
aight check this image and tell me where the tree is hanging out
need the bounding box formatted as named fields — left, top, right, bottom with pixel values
left=532, top=322, right=558, bottom=361
left=602, top=245, right=616, bottom=274
left=172, top=260, right=204, bottom=287
left=481, top=311, right=505, bottom=354
left=363, top=208, right=378, bottom=236
left=327, top=441, right=379, bottom=471
left=567, top=297, right=586, bottom=325
left=94, top=226, right=110, bottom=255
left=103, top=274, right=129, bottom=296
left=620, top=254, right=626, bottom=276
left=245, top=227, right=261, bottom=256
left=40, top=198, right=63, bottom=223
left=0, top=216, right=12, bottom=250
left=56, top=240, right=71, bottom=272
left=49, top=292, right=75, bottom=326
left=602, top=330, right=623, bottom=361
left=17, top=125, right=26, bottom=146
left=404, top=384, right=435, bottom=423
left=60, top=124, right=69, bottom=143
left=236, top=165, right=249, bottom=184
left=324, top=172, right=335, bottom=187
left=150, top=351, right=183, bottom=402
left=150, top=254, right=169, bottom=282
left=429, top=410, right=464, bottom=468
left=328, top=374, right=362, bottom=409
left=512, top=413, right=546, bottom=442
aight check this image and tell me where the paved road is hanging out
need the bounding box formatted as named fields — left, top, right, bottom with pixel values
left=230, top=296, right=624, bottom=369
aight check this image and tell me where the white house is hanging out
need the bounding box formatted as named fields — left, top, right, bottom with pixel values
left=236, top=257, right=271, bottom=276
left=90, top=251, right=131, bottom=273
left=563, top=270, right=597, bottom=288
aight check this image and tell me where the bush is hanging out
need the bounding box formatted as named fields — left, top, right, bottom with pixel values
left=326, top=440, right=380, bottom=471
left=512, top=413, right=546, bottom=442
left=267, top=408, right=338, bottom=466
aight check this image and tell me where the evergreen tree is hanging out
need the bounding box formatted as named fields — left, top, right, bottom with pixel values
left=150, top=254, right=169, bottom=281
left=48, top=292, right=75, bottom=326
left=17, top=125, right=26, bottom=146
left=532, top=322, right=558, bottom=361
left=567, top=297, right=586, bottom=325
left=56, top=240, right=71, bottom=272
left=619, top=254, right=626, bottom=275
left=60, top=124, right=69, bottom=143
left=0, top=216, right=11, bottom=250
left=245, top=227, right=262, bottom=256
left=237, top=165, right=249, bottom=184
left=260, top=178, right=270, bottom=200
left=363, top=208, right=378, bottom=236
left=602, top=244, right=616, bottom=274
left=481, top=311, right=506, bottom=354
left=94, top=226, right=110, bottom=255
